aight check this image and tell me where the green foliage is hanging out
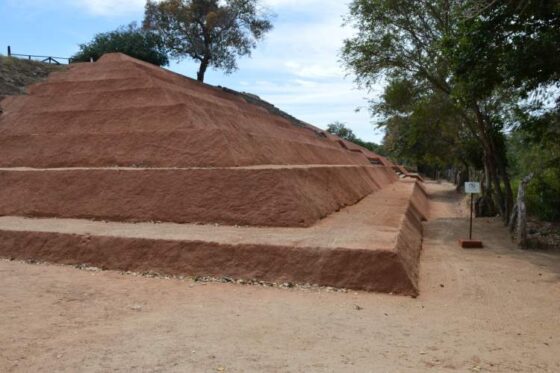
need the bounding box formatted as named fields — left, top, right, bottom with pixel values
left=447, top=0, right=560, bottom=99
left=144, top=0, right=273, bottom=82
left=448, top=1, right=560, bottom=221
left=378, top=78, right=482, bottom=170
left=447, top=0, right=560, bottom=221
left=341, top=0, right=483, bottom=170
left=341, top=0, right=560, bottom=219
left=342, top=0, right=466, bottom=171
left=72, top=23, right=169, bottom=66
left=326, top=122, right=385, bottom=154
left=508, top=107, right=560, bottom=221
left=326, top=121, right=357, bottom=142
left=342, top=0, right=452, bottom=92
left=526, top=170, right=560, bottom=221
left=353, top=138, right=387, bottom=155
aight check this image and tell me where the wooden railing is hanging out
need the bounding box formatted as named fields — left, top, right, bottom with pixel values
left=6, top=46, right=71, bottom=65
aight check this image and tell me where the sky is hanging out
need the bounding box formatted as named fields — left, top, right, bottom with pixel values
left=0, top=0, right=385, bottom=143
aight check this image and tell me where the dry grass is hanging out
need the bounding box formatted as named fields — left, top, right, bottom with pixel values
left=0, top=55, right=66, bottom=98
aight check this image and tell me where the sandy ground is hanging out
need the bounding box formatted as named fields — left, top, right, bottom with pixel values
left=0, top=182, right=559, bottom=372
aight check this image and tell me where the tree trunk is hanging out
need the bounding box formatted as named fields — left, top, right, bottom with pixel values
left=495, top=148, right=514, bottom=222
left=482, top=163, right=491, bottom=200
left=472, top=104, right=511, bottom=221
left=508, top=202, right=518, bottom=233
left=516, top=174, right=534, bottom=249
left=484, top=152, right=505, bottom=216
left=197, top=58, right=210, bottom=82
left=476, top=164, right=494, bottom=217
left=455, top=167, right=469, bottom=192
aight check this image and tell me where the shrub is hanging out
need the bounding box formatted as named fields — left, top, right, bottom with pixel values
left=72, top=22, right=168, bottom=66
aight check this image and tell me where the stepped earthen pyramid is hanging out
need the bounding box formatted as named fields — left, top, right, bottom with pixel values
left=0, top=54, right=428, bottom=295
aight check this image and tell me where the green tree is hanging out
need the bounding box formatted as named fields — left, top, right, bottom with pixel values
left=342, top=0, right=515, bottom=220
left=448, top=0, right=560, bottom=223
left=448, top=0, right=560, bottom=99
left=326, top=121, right=386, bottom=154
left=326, top=121, right=357, bottom=142
left=378, top=78, right=481, bottom=176
left=144, top=0, right=273, bottom=82
left=508, top=105, right=560, bottom=221
left=72, top=23, right=168, bottom=66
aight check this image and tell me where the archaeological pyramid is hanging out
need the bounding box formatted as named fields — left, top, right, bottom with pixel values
left=0, top=53, right=429, bottom=295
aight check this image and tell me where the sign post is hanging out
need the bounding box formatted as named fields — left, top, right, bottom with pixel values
left=460, top=182, right=483, bottom=248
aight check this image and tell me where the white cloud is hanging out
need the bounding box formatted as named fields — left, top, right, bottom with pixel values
left=61, top=0, right=344, bottom=17
left=284, top=61, right=343, bottom=79
left=224, top=7, right=354, bottom=80
left=7, top=0, right=150, bottom=16
left=72, top=0, right=147, bottom=16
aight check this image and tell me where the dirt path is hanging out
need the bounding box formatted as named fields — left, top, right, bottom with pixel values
left=1, top=182, right=559, bottom=372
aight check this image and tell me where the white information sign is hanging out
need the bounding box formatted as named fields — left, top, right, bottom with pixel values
left=465, top=182, right=481, bottom=194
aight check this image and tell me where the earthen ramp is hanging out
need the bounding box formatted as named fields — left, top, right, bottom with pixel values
left=0, top=53, right=428, bottom=295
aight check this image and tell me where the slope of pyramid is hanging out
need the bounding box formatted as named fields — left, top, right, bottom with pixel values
left=0, top=53, right=399, bottom=227
left=0, top=53, right=429, bottom=295
left=0, top=53, right=374, bottom=168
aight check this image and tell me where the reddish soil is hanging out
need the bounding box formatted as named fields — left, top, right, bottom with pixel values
left=1, top=182, right=558, bottom=372
left=0, top=54, right=376, bottom=168
left=0, top=53, right=404, bottom=229
left=0, top=180, right=427, bottom=295
left=0, top=165, right=396, bottom=227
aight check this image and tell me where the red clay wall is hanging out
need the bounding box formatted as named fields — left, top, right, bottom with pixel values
left=0, top=166, right=396, bottom=227
left=393, top=181, right=430, bottom=291
left=0, top=180, right=429, bottom=295
left=0, top=130, right=370, bottom=168
left=0, top=230, right=419, bottom=295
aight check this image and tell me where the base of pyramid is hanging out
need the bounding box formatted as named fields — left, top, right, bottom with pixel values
left=0, top=181, right=428, bottom=296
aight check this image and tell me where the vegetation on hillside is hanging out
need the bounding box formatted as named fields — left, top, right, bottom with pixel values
left=71, top=23, right=169, bottom=66
left=0, top=56, right=65, bottom=98
left=326, top=122, right=386, bottom=155
left=507, top=108, right=560, bottom=222
left=342, top=0, right=560, bottom=230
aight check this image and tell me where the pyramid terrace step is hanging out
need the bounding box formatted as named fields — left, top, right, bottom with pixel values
left=0, top=132, right=371, bottom=168
left=0, top=181, right=426, bottom=295
left=0, top=165, right=395, bottom=227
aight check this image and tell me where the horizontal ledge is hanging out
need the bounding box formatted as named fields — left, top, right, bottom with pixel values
left=0, top=215, right=398, bottom=251
left=0, top=165, right=381, bottom=172
left=0, top=179, right=415, bottom=249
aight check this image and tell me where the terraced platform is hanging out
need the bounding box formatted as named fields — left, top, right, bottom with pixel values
left=0, top=180, right=427, bottom=295
left=0, top=53, right=428, bottom=295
